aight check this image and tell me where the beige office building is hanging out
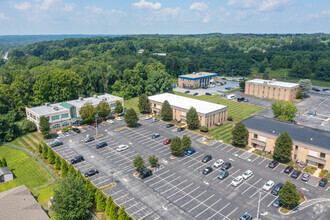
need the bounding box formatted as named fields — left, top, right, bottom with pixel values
left=26, top=94, right=123, bottom=132
left=148, top=93, right=228, bottom=128
left=242, top=116, right=330, bottom=170
left=245, top=79, right=300, bottom=101
left=178, top=72, right=217, bottom=89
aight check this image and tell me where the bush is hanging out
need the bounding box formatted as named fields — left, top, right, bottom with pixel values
left=200, top=126, right=208, bottom=132
left=320, top=169, right=328, bottom=177
left=296, top=89, right=304, bottom=99
left=254, top=149, right=262, bottom=156
left=61, top=127, right=69, bottom=132
left=227, top=116, right=233, bottom=121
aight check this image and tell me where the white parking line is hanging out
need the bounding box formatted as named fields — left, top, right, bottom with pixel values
left=258, top=158, right=266, bottom=165
left=161, top=180, right=187, bottom=195
left=109, top=189, right=124, bottom=196
left=252, top=156, right=259, bottom=162
left=154, top=176, right=181, bottom=191
left=114, top=192, right=130, bottom=201
left=232, top=149, right=241, bottom=155
left=226, top=147, right=235, bottom=153
left=167, top=183, right=194, bottom=199
left=188, top=161, right=200, bottom=168
left=326, top=185, right=330, bottom=191
left=225, top=206, right=238, bottom=219
left=187, top=194, right=214, bottom=212
left=221, top=145, right=230, bottom=151
left=241, top=178, right=262, bottom=195
left=234, top=182, right=246, bottom=191
left=268, top=196, right=278, bottom=207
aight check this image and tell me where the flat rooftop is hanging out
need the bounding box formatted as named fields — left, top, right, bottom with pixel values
left=148, top=93, right=227, bottom=115
left=246, top=79, right=299, bottom=88
left=178, top=72, right=217, bottom=79
left=242, top=115, right=330, bottom=151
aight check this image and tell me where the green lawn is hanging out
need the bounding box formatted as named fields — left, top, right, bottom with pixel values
left=124, top=97, right=139, bottom=113
left=208, top=122, right=234, bottom=143
left=11, top=132, right=44, bottom=153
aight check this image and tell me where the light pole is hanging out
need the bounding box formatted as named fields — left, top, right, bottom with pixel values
left=257, top=189, right=262, bottom=219
left=95, top=114, right=99, bottom=136
left=110, top=171, right=114, bottom=183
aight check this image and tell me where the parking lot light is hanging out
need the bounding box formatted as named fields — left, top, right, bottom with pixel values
left=257, top=189, right=262, bottom=220
left=95, top=114, right=99, bottom=136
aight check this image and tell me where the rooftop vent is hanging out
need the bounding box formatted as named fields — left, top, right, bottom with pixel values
left=79, top=97, right=83, bottom=101
left=272, top=130, right=275, bottom=133
left=102, top=97, right=107, bottom=101
left=263, top=81, right=268, bottom=84
left=45, top=103, right=50, bottom=107
left=192, top=72, right=196, bottom=75
left=93, top=95, right=98, bottom=98
left=53, top=106, right=59, bottom=111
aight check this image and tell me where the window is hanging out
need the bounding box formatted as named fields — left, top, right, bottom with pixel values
left=33, top=115, right=36, bottom=120
left=110, top=103, right=116, bottom=108
left=53, top=124, right=60, bottom=129
left=154, top=104, right=156, bottom=107
left=62, top=122, right=70, bottom=126
left=51, top=115, right=60, bottom=121
left=295, top=146, right=298, bottom=150
left=294, top=154, right=297, bottom=160
left=61, top=113, right=69, bottom=119
left=30, top=113, right=32, bottom=117
left=320, top=153, right=325, bottom=158
left=254, top=134, right=258, bottom=139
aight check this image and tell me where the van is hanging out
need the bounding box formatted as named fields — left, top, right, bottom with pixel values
left=140, top=169, right=152, bottom=179
left=96, top=142, right=107, bottom=149
left=227, top=94, right=236, bottom=100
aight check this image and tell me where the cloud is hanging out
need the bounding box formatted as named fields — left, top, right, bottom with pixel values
left=202, top=13, right=211, bottom=23
left=190, top=2, right=209, bottom=11
left=14, top=2, right=31, bottom=11
left=227, top=0, right=289, bottom=12
left=0, top=13, right=9, bottom=20
left=133, top=0, right=161, bottom=10
left=62, top=3, right=75, bottom=12
left=85, top=6, right=104, bottom=14
left=258, top=0, right=289, bottom=12
left=39, top=0, right=60, bottom=10
left=307, top=10, right=330, bottom=19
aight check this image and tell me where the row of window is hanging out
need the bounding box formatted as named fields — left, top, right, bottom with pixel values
left=29, top=112, right=36, bottom=120
left=248, top=84, right=290, bottom=100
left=52, top=121, right=70, bottom=129
left=51, top=113, right=69, bottom=121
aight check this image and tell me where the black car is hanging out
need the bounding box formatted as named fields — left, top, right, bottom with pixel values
left=72, top=128, right=81, bottom=133
left=205, top=92, right=212, bottom=96
left=84, top=136, right=95, bottom=143
left=96, top=142, right=107, bottom=149
left=319, top=178, right=328, bottom=187
left=51, top=141, right=63, bottom=148
left=202, top=155, right=212, bottom=163
left=291, top=170, right=302, bottom=179
left=221, top=162, right=232, bottom=170
left=166, top=124, right=174, bottom=128
left=71, top=155, right=84, bottom=164
left=271, top=183, right=284, bottom=195
left=269, top=160, right=279, bottom=168
left=272, top=197, right=282, bottom=207
left=193, top=93, right=198, bottom=96
left=203, top=86, right=208, bottom=89
left=140, top=169, right=152, bottom=179
left=202, top=167, right=213, bottom=175
left=177, top=127, right=185, bottom=132
left=284, top=166, right=294, bottom=174
left=84, top=169, right=99, bottom=177
left=312, top=87, right=321, bottom=92
left=184, top=90, right=190, bottom=93
left=218, top=170, right=229, bottom=180
left=237, top=97, right=245, bottom=102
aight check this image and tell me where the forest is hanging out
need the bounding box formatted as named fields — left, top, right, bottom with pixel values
left=0, top=33, right=329, bottom=141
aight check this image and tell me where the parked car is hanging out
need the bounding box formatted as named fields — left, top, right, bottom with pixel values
left=72, top=128, right=81, bottom=133
left=152, top=133, right=160, bottom=139
left=269, top=160, right=279, bottom=168
left=71, top=155, right=84, bottom=164
left=116, top=117, right=123, bottom=121
left=152, top=118, right=159, bottom=123
left=312, top=87, right=321, bottom=92
left=91, top=123, right=98, bottom=127
left=237, top=97, right=245, bottom=102
left=140, top=169, right=152, bottom=179
left=84, top=169, right=99, bottom=177
left=218, top=170, right=229, bottom=180
left=202, top=155, right=212, bottom=163
left=319, top=178, right=328, bottom=187
left=205, top=92, right=212, bottom=96
left=184, top=90, right=190, bottom=93
left=242, top=170, right=253, bottom=179
left=221, top=162, right=231, bottom=170
left=213, top=159, right=224, bottom=168
left=243, top=99, right=249, bottom=102
left=177, top=127, right=185, bottom=132
left=284, top=166, right=294, bottom=174
left=96, top=142, right=107, bottom=149
left=291, top=170, right=302, bottom=179
left=239, top=213, right=253, bottom=220
left=272, top=197, right=282, bottom=207
left=301, top=173, right=311, bottom=181
left=107, top=119, right=114, bottom=124
left=271, top=183, right=284, bottom=195
left=185, top=148, right=196, bottom=156
left=117, top=144, right=130, bottom=152
left=163, top=138, right=171, bottom=145
left=215, top=122, right=223, bottom=127
left=231, top=176, right=243, bottom=187
left=202, top=86, right=208, bottom=89
left=84, top=136, right=95, bottom=143
left=51, top=141, right=63, bottom=148
left=193, top=93, right=198, bottom=96
left=144, top=115, right=152, bottom=120
left=263, top=180, right=275, bottom=191
left=225, top=87, right=231, bottom=90
left=166, top=123, right=174, bottom=128
left=202, top=167, right=213, bottom=175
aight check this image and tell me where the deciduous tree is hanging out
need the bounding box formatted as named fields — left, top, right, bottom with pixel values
left=298, top=79, right=312, bottom=93
left=138, top=93, right=151, bottom=113
left=182, top=135, right=191, bottom=151
left=186, top=107, right=199, bottom=129
left=232, top=122, right=248, bottom=146
left=133, top=156, right=145, bottom=171
left=148, top=154, right=158, bottom=167
left=279, top=181, right=300, bottom=209
left=96, top=100, right=111, bottom=118
left=124, top=108, right=138, bottom=127
left=39, top=116, right=51, bottom=138
left=274, top=132, right=293, bottom=163
left=115, top=101, right=123, bottom=114
left=271, top=101, right=298, bottom=122
left=80, top=103, right=97, bottom=124
left=161, top=100, right=172, bottom=121
left=1, top=158, right=7, bottom=167
left=169, top=136, right=183, bottom=156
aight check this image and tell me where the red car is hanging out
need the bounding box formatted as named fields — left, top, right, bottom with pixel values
left=91, top=123, right=98, bottom=127
left=163, top=138, right=171, bottom=145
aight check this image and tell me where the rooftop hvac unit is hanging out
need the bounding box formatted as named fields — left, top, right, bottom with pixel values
left=45, top=102, right=50, bottom=107
left=79, top=97, right=83, bottom=101
left=93, top=95, right=98, bottom=98
left=53, top=106, right=59, bottom=111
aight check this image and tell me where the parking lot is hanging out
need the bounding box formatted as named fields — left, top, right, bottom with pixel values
left=47, top=118, right=330, bottom=219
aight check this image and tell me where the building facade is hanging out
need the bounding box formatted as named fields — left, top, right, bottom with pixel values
left=242, top=116, right=330, bottom=170
left=26, top=94, right=124, bottom=132
left=148, top=93, right=228, bottom=128
left=245, top=79, right=300, bottom=101
left=178, top=72, right=217, bottom=89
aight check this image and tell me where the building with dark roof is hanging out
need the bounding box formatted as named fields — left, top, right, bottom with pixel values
left=0, top=185, right=50, bottom=220
left=242, top=115, right=330, bottom=170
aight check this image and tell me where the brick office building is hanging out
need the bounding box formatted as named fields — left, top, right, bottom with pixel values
left=148, top=93, right=228, bottom=128
left=178, top=72, right=217, bottom=89
left=245, top=79, right=300, bottom=101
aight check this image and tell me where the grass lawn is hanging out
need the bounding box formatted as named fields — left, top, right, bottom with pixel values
left=36, top=185, right=54, bottom=204
left=124, top=97, right=139, bottom=113
left=208, top=122, right=234, bottom=143
left=11, top=132, right=44, bottom=153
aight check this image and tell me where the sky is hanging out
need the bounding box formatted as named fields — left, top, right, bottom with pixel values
left=0, top=0, right=329, bottom=35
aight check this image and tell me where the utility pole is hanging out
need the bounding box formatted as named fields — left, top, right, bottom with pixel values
left=95, top=114, right=98, bottom=136
left=257, top=189, right=262, bottom=219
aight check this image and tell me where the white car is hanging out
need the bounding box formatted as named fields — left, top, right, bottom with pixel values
left=263, top=180, right=275, bottom=191
left=116, top=117, right=123, bottom=121
left=117, top=144, right=129, bottom=152
left=213, top=159, right=224, bottom=168
left=107, top=119, right=114, bottom=124
left=231, top=175, right=243, bottom=187
left=144, top=115, right=152, bottom=120
left=242, top=170, right=253, bottom=179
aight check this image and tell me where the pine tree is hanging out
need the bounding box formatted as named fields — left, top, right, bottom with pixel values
left=48, top=149, right=55, bottom=164
left=170, top=136, right=183, bottom=156
left=86, top=180, right=96, bottom=199
left=68, top=164, right=76, bottom=176
left=38, top=144, right=43, bottom=153
left=105, top=195, right=113, bottom=216
left=118, top=205, right=127, bottom=220
left=42, top=145, right=48, bottom=159
left=1, top=158, right=7, bottom=167
left=186, top=107, right=199, bottom=129
left=231, top=122, right=249, bottom=146
left=55, top=156, right=61, bottom=170
left=138, top=93, right=151, bottom=113
left=161, top=100, right=172, bottom=121
left=115, top=101, right=123, bottom=114
left=182, top=135, right=191, bottom=151
left=61, top=159, right=68, bottom=177
left=124, top=108, right=139, bottom=127
left=109, top=203, right=118, bottom=220
left=274, top=132, right=293, bottom=163
left=279, top=181, right=300, bottom=209
left=39, top=116, right=51, bottom=138
left=96, top=190, right=106, bottom=212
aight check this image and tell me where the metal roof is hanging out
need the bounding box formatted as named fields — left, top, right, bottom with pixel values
left=0, top=167, right=12, bottom=176
left=246, top=79, right=299, bottom=88
left=60, top=102, right=73, bottom=109
left=241, top=115, right=330, bottom=151
left=178, top=72, right=217, bottom=80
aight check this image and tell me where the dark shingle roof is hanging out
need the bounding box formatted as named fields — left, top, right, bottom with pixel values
left=241, top=115, right=330, bottom=151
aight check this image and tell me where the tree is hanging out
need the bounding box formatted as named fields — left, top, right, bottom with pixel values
left=95, top=190, right=106, bottom=212
left=86, top=179, right=96, bottom=199
left=296, top=89, right=304, bottom=99
left=181, top=135, right=191, bottom=151
left=262, top=72, right=269, bottom=80
left=55, top=156, right=61, bottom=170
left=21, top=120, right=37, bottom=132
left=169, top=136, right=183, bottom=156
left=279, top=181, right=300, bottom=209
left=80, top=103, right=97, bottom=124
left=138, top=93, right=151, bottom=113
left=105, top=195, right=113, bottom=216
left=48, top=149, right=55, bottom=164
left=42, top=144, right=48, bottom=159
left=109, top=203, right=118, bottom=220
left=52, top=175, right=93, bottom=220
left=261, top=57, right=269, bottom=68
left=145, top=70, right=173, bottom=95
left=1, top=158, right=7, bottom=167
left=271, top=101, right=298, bottom=122
left=161, top=100, right=172, bottom=121
left=0, top=159, right=2, bottom=167
left=273, top=132, right=293, bottom=163
left=124, top=108, right=139, bottom=127
left=258, top=64, right=266, bottom=73
left=186, top=107, right=199, bottom=129
left=68, top=164, right=76, bottom=176
left=133, top=156, right=145, bottom=171
left=97, top=100, right=111, bottom=118
left=61, top=159, right=68, bottom=177
left=232, top=122, right=249, bottom=146
left=37, top=144, right=43, bottom=153
left=239, top=80, right=247, bottom=91
left=115, top=101, right=123, bottom=114
left=118, top=206, right=128, bottom=220
left=39, top=116, right=51, bottom=138
left=298, top=79, right=312, bottom=93
left=148, top=154, right=158, bottom=167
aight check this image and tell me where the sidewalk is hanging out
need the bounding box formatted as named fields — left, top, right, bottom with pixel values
left=313, top=168, right=321, bottom=177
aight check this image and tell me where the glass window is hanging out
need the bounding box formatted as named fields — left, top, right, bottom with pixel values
left=53, top=124, right=60, bottom=129
left=61, top=113, right=69, bottom=119
left=295, top=146, right=298, bottom=150
left=51, top=115, right=60, bottom=121
left=110, top=103, right=116, bottom=108
left=254, top=134, right=258, bottom=138
left=320, top=153, right=325, bottom=158
left=62, top=122, right=70, bottom=126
